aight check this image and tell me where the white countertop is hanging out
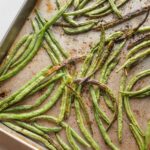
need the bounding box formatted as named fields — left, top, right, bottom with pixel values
left=0, top=0, right=25, bottom=42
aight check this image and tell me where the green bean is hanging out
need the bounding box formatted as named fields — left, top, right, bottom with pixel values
left=87, top=27, right=105, bottom=75
left=84, top=40, right=114, bottom=82
left=64, top=0, right=106, bottom=16
left=118, top=72, right=126, bottom=143
left=15, top=121, right=61, bottom=149
left=103, top=60, right=119, bottom=83
left=90, top=86, right=110, bottom=124
left=145, top=121, right=150, bottom=150
left=0, top=0, right=72, bottom=81
left=73, top=0, right=80, bottom=8
left=117, top=48, right=150, bottom=72
left=0, top=79, right=69, bottom=120
left=15, top=121, right=61, bottom=150
left=0, top=66, right=51, bottom=106
left=87, top=0, right=127, bottom=17
left=56, top=134, right=71, bottom=150
left=106, top=31, right=124, bottom=43
left=4, top=122, right=56, bottom=150
left=35, top=10, right=68, bottom=58
left=127, top=40, right=150, bottom=58
left=103, top=94, right=114, bottom=112
left=136, top=91, right=150, bottom=98
left=76, top=0, right=92, bottom=10
left=28, top=73, right=64, bottom=96
left=0, top=72, right=48, bottom=111
left=121, top=85, right=150, bottom=97
left=63, top=22, right=96, bottom=35
left=0, top=65, right=54, bottom=109
left=10, top=35, right=33, bottom=67
left=57, top=87, right=68, bottom=123
left=86, top=3, right=111, bottom=16
left=66, top=126, right=80, bottom=150
left=129, top=124, right=145, bottom=150
left=64, top=89, right=72, bottom=119
left=79, top=45, right=98, bottom=77
left=0, top=32, right=43, bottom=82
left=10, top=34, right=37, bottom=68
left=124, top=70, right=150, bottom=136
left=0, top=35, right=28, bottom=76
left=75, top=79, right=118, bottom=130
left=5, top=84, right=55, bottom=113
left=35, top=18, right=62, bottom=62
left=31, top=115, right=91, bottom=148
left=137, top=26, right=150, bottom=33
left=69, top=85, right=93, bottom=133
left=100, top=40, right=125, bottom=82
left=31, top=19, right=39, bottom=32
left=33, top=123, right=62, bottom=133
left=108, top=0, right=122, bottom=18
left=94, top=109, right=119, bottom=150
left=127, top=34, right=150, bottom=50
left=94, top=6, right=149, bottom=31
left=74, top=98, right=100, bottom=150
left=55, top=0, right=80, bottom=27
left=41, top=0, right=73, bottom=33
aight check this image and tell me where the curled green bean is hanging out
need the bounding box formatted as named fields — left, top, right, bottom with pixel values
left=124, top=70, right=150, bottom=136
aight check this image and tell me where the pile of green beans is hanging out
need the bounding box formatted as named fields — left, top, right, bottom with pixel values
left=0, top=0, right=150, bottom=150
